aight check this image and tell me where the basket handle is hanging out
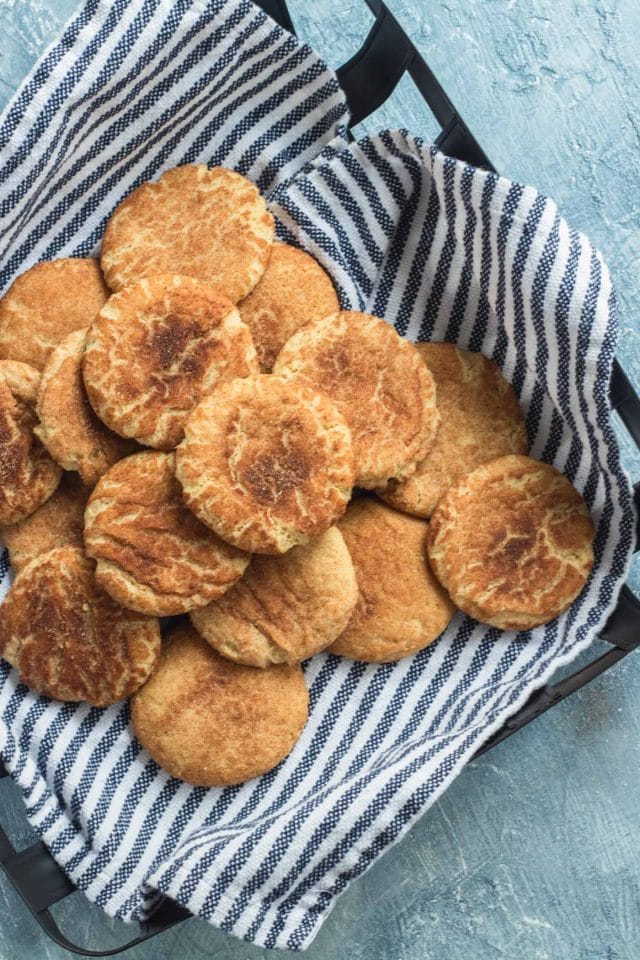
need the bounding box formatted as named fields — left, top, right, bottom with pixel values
left=335, top=3, right=414, bottom=127
left=474, top=637, right=636, bottom=758
left=340, top=0, right=492, bottom=167
left=0, top=816, right=188, bottom=957
left=254, top=0, right=295, bottom=34
left=611, top=358, right=640, bottom=449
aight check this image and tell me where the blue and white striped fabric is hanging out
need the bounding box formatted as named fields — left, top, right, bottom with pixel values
left=0, top=0, right=636, bottom=950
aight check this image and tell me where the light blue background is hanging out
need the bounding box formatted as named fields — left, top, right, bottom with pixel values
left=0, top=1, right=639, bottom=958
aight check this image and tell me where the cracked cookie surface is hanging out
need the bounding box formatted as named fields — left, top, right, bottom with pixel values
left=0, top=258, right=109, bottom=370
left=0, top=360, right=61, bottom=524
left=100, top=164, right=275, bottom=300
left=0, top=546, right=160, bottom=705
left=330, top=499, right=455, bottom=662
left=2, top=472, right=88, bottom=573
left=238, top=241, right=339, bottom=371
left=380, top=342, right=527, bottom=518
left=273, top=311, right=438, bottom=488
left=36, top=328, right=133, bottom=486
left=84, top=451, right=249, bottom=616
left=83, top=274, right=258, bottom=449
left=176, top=374, right=355, bottom=554
left=191, top=526, right=357, bottom=667
left=131, top=623, right=308, bottom=787
left=426, top=455, right=595, bottom=630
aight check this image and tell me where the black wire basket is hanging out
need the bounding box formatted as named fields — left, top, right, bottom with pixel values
left=1, top=0, right=639, bottom=954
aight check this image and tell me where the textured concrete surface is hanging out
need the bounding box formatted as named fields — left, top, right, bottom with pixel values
left=0, top=1, right=639, bottom=958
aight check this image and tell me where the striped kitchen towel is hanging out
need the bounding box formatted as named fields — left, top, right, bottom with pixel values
left=0, top=0, right=636, bottom=951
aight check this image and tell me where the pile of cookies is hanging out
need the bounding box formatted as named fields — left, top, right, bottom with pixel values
left=0, top=165, right=595, bottom=788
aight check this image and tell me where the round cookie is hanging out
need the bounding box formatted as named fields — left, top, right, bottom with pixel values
left=329, top=499, right=455, bottom=662
left=35, top=328, right=133, bottom=486
left=100, top=164, right=275, bottom=301
left=0, top=360, right=61, bottom=525
left=273, top=311, right=438, bottom=488
left=84, top=451, right=250, bottom=616
left=83, top=275, right=258, bottom=450
left=0, top=259, right=109, bottom=370
left=0, top=546, right=161, bottom=705
left=426, top=455, right=595, bottom=630
left=175, top=374, right=355, bottom=554
left=191, top=527, right=358, bottom=668
left=131, top=623, right=308, bottom=786
left=381, top=342, right=528, bottom=518
left=2, top=473, right=88, bottom=573
left=238, top=242, right=339, bottom=371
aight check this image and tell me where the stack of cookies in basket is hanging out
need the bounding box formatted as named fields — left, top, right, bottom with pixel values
left=0, top=165, right=595, bottom=788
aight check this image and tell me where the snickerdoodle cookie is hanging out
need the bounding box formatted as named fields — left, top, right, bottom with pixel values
left=0, top=259, right=109, bottom=370
left=381, top=343, right=527, bottom=517
left=273, top=311, right=438, bottom=488
left=175, top=374, right=355, bottom=554
left=191, top=527, right=357, bottom=667
left=100, top=164, right=275, bottom=300
left=82, top=275, right=258, bottom=449
left=0, top=360, right=61, bottom=525
left=238, top=242, right=339, bottom=371
left=84, top=451, right=249, bottom=616
left=0, top=546, right=161, bottom=705
left=426, top=455, right=595, bottom=630
left=35, top=328, right=133, bottom=486
left=131, top=623, right=309, bottom=787
left=329, top=499, right=455, bottom=662
left=2, top=473, right=88, bottom=573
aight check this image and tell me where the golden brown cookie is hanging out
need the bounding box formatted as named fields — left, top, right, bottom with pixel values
left=0, top=360, right=61, bottom=525
left=238, top=242, right=339, bottom=371
left=329, top=499, right=455, bottom=662
left=35, top=328, right=134, bottom=486
left=0, top=259, right=109, bottom=370
left=176, top=374, right=355, bottom=554
left=2, top=473, right=88, bottom=573
left=100, top=164, right=275, bottom=300
left=0, top=546, right=161, bottom=705
left=380, top=342, right=528, bottom=518
left=273, top=311, right=438, bottom=488
left=426, top=455, right=595, bottom=630
left=84, top=451, right=250, bottom=616
left=130, top=623, right=308, bottom=786
left=82, top=275, right=258, bottom=450
left=191, top=527, right=357, bottom=667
